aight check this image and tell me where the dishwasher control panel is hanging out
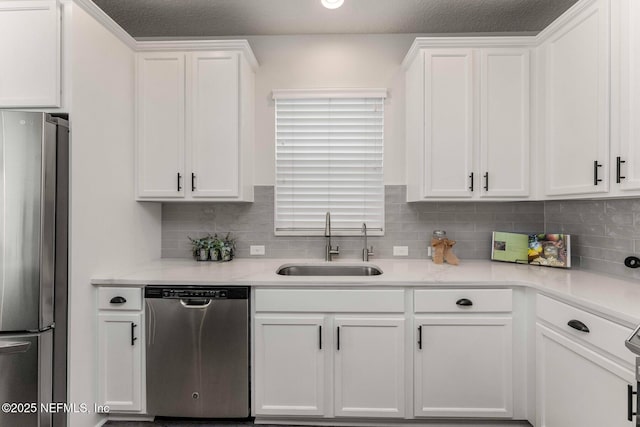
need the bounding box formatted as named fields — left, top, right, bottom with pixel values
left=145, top=286, right=249, bottom=300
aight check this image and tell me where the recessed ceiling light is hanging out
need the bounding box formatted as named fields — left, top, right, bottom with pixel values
left=321, top=0, right=344, bottom=10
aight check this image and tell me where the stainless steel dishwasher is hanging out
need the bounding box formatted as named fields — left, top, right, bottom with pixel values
left=145, top=286, right=249, bottom=418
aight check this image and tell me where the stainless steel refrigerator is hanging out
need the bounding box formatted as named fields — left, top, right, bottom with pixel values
left=0, top=111, right=69, bottom=427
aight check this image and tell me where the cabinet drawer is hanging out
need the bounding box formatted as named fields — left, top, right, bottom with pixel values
left=98, top=287, right=142, bottom=311
left=536, top=294, right=633, bottom=365
left=254, top=289, right=405, bottom=313
left=414, top=289, right=512, bottom=313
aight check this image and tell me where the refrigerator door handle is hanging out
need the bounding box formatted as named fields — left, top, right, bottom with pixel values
left=0, top=341, right=31, bottom=355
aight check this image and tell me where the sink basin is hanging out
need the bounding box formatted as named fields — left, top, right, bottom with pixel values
left=276, top=263, right=383, bottom=276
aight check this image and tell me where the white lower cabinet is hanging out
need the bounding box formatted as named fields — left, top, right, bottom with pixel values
left=97, top=312, right=143, bottom=412
left=253, top=289, right=406, bottom=420
left=414, top=316, right=513, bottom=418
left=253, top=312, right=405, bottom=419
left=536, top=294, right=636, bottom=427
left=254, top=315, right=326, bottom=416
left=536, top=324, right=634, bottom=427
left=334, top=317, right=405, bottom=417
left=96, top=287, right=144, bottom=413
left=413, top=289, right=514, bottom=419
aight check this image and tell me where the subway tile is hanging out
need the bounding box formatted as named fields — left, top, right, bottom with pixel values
left=453, top=212, right=495, bottom=223
left=495, top=212, right=540, bottom=223
left=514, top=202, right=545, bottom=214
left=605, top=224, right=640, bottom=240
left=437, top=202, right=477, bottom=213
left=576, top=235, right=634, bottom=252
left=474, top=222, right=515, bottom=232
left=606, top=198, right=640, bottom=213
left=476, top=202, right=516, bottom=213
left=160, top=186, right=640, bottom=274
left=559, top=200, right=606, bottom=214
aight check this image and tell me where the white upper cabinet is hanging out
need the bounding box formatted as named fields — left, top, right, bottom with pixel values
left=188, top=52, right=240, bottom=198
left=0, top=0, right=60, bottom=107
left=135, top=42, right=257, bottom=202
left=404, top=41, right=531, bottom=201
left=539, top=0, right=610, bottom=197
left=136, top=53, right=186, bottom=198
left=422, top=49, right=475, bottom=198
left=612, top=0, right=640, bottom=192
left=480, top=49, right=530, bottom=198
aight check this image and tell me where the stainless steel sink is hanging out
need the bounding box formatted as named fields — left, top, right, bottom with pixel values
left=276, top=263, right=383, bottom=276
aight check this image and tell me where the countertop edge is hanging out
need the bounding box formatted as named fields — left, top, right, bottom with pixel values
left=91, top=259, right=640, bottom=328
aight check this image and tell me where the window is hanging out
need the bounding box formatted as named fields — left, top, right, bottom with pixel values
left=273, top=89, right=386, bottom=236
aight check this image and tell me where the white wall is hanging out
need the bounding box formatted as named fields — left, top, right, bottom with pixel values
left=247, top=34, right=416, bottom=185
left=67, top=5, right=161, bottom=426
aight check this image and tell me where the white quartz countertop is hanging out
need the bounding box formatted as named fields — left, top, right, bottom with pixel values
left=92, top=258, right=640, bottom=326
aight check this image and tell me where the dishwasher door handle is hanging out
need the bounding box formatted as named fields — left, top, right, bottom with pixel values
left=180, top=299, right=212, bottom=308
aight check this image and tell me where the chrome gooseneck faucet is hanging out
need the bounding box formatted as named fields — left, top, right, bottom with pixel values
left=362, top=223, right=374, bottom=262
left=324, top=212, right=340, bottom=261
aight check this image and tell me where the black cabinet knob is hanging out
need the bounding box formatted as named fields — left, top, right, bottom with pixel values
left=567, top=319, right=590, bottom=333
left=456, top=298, right=473, bottom=307
left=110, top=296, right=127, bottom=304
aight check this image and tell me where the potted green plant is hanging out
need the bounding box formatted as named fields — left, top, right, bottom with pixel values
left=188, top=236, right=208, bottom=261
left=210, top=234, right=223, bottom=261
left=220, top=232, right=236, bottom=262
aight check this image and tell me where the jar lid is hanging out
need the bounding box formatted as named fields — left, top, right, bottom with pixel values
left=433, top=230, right=446, bottom=238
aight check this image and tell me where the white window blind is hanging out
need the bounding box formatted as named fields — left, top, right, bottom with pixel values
left=274, top=90, right=385, bottom=235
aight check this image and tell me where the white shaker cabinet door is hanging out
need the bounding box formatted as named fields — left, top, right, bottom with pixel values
left=97, top=312, right=143, bottom=412
left=136, top=52, right=186, bottom=198
left=479, top=49, right=530, bottom=198
left=254, top=315, right=326, bottom=416
left=536, top=324, right=634, bottom=427
left=188, top=51, right=240, bottom=198
left=422, top=49, right=475, bottom=198
left=617, top=0, right=640, bottom=191
left=542, top=0, right=610, bottom=196
left=334, top=317, right=405, bottom=418
left=0, top=0, right=60, bottom=107
left=414, top=317, right=513, bottom=418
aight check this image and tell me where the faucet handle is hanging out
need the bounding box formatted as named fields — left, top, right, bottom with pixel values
left=369, top=245, right=374, bottom=253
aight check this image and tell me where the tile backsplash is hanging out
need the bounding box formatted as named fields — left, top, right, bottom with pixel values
left=544, top=198, right=640, bottom=280
left=162, top=186, right=640, bottom=279
left=162, top=185, right=544, bottom=260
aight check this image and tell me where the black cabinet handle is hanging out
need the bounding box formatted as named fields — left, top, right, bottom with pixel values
left=628, top=384, right=637, bottom=421
left=567, top=319, right=590, bottom=333
left=319, top=325, right=322, bottom=350
left=594, top=161, right=603, bottom=186
left=191, top=173, right=196, bottom=191
left=483, top=172, right=489, bottom=191
left=131, top=323, right=137, bottom=346
left=336, top=326, right=340, bottom=351
left=469, top=172, right=474, bottom=192
left=418, top=325, right=422, bottom=350
left=109, top=296, right=126, bottom=305
left=456, top=298, right=473, bottom=307
left=617, top=157, right=626, bottom=184
left=177, top=173, right=182, bottom=191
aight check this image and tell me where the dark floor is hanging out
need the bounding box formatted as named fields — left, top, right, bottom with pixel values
left=105, top=419, right=531, bottom=427
left=104, top=419, right=326, bottom=427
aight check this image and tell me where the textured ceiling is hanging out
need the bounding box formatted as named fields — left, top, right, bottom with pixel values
left=92, top=0, right=579, bottom=38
